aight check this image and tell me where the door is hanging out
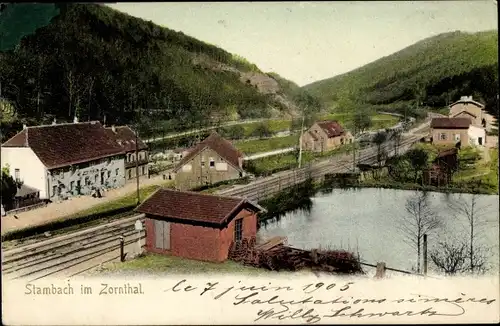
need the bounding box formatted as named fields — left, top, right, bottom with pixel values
left=154, top=219, right=171, bottom=250
left=478, top=137, right=483, bottom=145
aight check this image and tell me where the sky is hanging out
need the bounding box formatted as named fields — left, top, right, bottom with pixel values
left=107, top=1, right=498, bottom=87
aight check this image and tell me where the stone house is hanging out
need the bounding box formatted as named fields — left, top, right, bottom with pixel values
left=430, top=117, right=486, bottom=147
left=300, top=120, right=353, bottom=153
left=449, top=96, right=497, bottom=132
left=136, top=188, right=264, bottom=262
left=1, top=121, right=126, bottom=201
left=105, top=125, right=149, bottom=181
left=172, top=131, right=245, bottom=190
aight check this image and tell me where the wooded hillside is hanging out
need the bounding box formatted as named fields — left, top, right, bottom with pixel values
left=0, top=3, right=321, bottom=140
left=303, top=31, right=499, bottom=118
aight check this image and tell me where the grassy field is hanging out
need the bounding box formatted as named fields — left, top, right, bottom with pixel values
left=234, top=134, right=299, bottom=154
left=246, top=144, right=355, bottom=176
left=98, top=253, right=272, bottom=275
left=452, top=147, right=498, bottom=194
left=319, top=113, right=399, bottom=131
left=242, top=119, right=292, bottom=137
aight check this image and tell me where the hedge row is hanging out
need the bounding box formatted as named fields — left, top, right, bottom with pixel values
left=2, top=204, right=137, bottom=242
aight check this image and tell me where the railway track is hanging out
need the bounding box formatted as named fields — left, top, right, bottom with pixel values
left=1, top=133, right=423, bottom=281
left=2, top=214, right=145, bottom=281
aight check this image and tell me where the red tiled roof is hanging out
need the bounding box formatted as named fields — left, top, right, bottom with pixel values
left=316, top=120, right=345, bottom=138
left=105, top=126, right=148, bottom=152
left=2, top=122, right=125, bottom=169
left=430, top=118, right=471, bottom=129
left=173, top=131, right=243, bottom=172
left=135, top=188, right=264, bottom=226
left=449, top=98, right=484, bottom=108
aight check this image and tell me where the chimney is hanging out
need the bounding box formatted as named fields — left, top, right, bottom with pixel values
left=238, top=156, right=244, bottom=169
left=52, top=118, right=57, bottom=125
left=23, top=123, right=27, bottom=130
left=73, top=115, right=79, bottom=124
left=460, top=96, right=467, bottom=101
left=111, top=125, right=116, bottom=133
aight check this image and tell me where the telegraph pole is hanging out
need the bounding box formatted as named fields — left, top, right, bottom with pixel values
left=298, top=114, right=305, bottom=168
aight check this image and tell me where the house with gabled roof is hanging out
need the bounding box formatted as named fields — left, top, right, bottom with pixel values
left=1, top=120, right=126, bottom=200
left=430, top=117, right=485, bottom=147
left=135, top=188, right=265, bottom=262
left=449, top=96, right=497, bottom=131
left=300, top=120, right=353, bottom=153
left=105, top=125, right=149, bottom=181
left=172, top=131, right=245, bottom=190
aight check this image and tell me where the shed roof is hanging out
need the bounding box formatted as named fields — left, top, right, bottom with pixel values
left=135, top=188, right=264, bottom=227
left=430, top=118, right=471, bottom=129
left=2, top=122, right=125, bottom=169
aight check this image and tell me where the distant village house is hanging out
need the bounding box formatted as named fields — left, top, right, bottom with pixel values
left=449, top=96, right=497, bottom=132
left=430, top=117, right=485, bottom=148
left=105, top=125, right=149, bottom=181
left=136, top=188, right=265, bottom=262
left=172, top=131, right=245, bottom=190
left=301, top=120, right=353, bottom=152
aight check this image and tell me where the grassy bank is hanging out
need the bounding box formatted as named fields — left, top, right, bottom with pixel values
left=257, top=178, right=317, bottom=226
left=97, top=253, right=268, bottom=275
left=245, top=143, right=355, bottom=177
left=319, top=113, right=399, bottom=131
left=234, top=134, right=299, bottom=154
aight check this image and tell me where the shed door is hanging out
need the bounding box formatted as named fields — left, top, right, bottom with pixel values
left=154, top=220, right=171, bottom=250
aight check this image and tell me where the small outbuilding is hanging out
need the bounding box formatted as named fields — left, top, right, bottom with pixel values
left=135, top=188, right=265, bottom=262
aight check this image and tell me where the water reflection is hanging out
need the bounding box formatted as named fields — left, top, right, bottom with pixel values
left=257, top=188, right=499, bottom=273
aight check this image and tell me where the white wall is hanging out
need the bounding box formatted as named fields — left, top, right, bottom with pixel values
left=1, top=147, right=48, bottom=198
left=468, top=125, right=486, bottom=146
left=48, top=156, right=126, bottom=200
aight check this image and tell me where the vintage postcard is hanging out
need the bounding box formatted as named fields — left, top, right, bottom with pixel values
left=1, top=1, right=499, bottom=325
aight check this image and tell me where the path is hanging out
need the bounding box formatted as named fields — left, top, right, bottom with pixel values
left=1, top=175, right=169, bottom=235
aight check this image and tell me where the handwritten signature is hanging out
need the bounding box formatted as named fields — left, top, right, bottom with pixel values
left=164, top=279, right=496, bottom=324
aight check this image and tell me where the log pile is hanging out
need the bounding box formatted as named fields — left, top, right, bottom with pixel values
left=228, top=237, right=364, bottom=275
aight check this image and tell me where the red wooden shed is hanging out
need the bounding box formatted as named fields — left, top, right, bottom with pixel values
left=135, top=188, right=265, bottom=262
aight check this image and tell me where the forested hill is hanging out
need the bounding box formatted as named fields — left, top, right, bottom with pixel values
left=303, top=30, right=499, bottom=118
left=0, top=3, right=320, bottom=139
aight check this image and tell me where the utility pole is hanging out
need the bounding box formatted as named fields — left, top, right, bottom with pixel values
left=423, top=234, right=428, bottom=275
left=298, top=114, right=305, bottom=169
left=352, top=125, right=357, bottom=172
left=135, top=124, right=140, bottom=205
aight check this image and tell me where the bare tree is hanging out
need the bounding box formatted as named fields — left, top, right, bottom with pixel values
left=399, top=192, right=442, bottom=273
left=430, top=238, right=491, bottom=275
left=430, top=240, right=468, bottom=275
left=449, top=194, right=491, bottom=273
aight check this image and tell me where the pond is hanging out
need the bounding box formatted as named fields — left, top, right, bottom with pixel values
left=257, top=188, right=499, bottom=274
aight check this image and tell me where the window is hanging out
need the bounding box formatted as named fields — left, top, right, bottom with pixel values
left=85, top=176, right=90, bottom=186
left=94, top=174, right=99, bottom=184
left=209, top=158, right=215, bottom=168
left=115, top=168, right=119, bottom=176
left=201, top=161, right=205, bottom=168
left=141, top=166, right=145, bottom=175
left=454, top=134, right=460, bottom=141
left=52, top=185, right=57, bottom=196
left=131, top=154, right=136, bottom=162
left=234, top=219, right=243, bottom=242
left=14, top=169, right=20, bottom=182
left=107, top=171, right=111, bottom=178
left=439, top=133, right=447, bottom=140
left=128, top=169, right=132, bottom=179
left=70, top=181, right=74, bottom=190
